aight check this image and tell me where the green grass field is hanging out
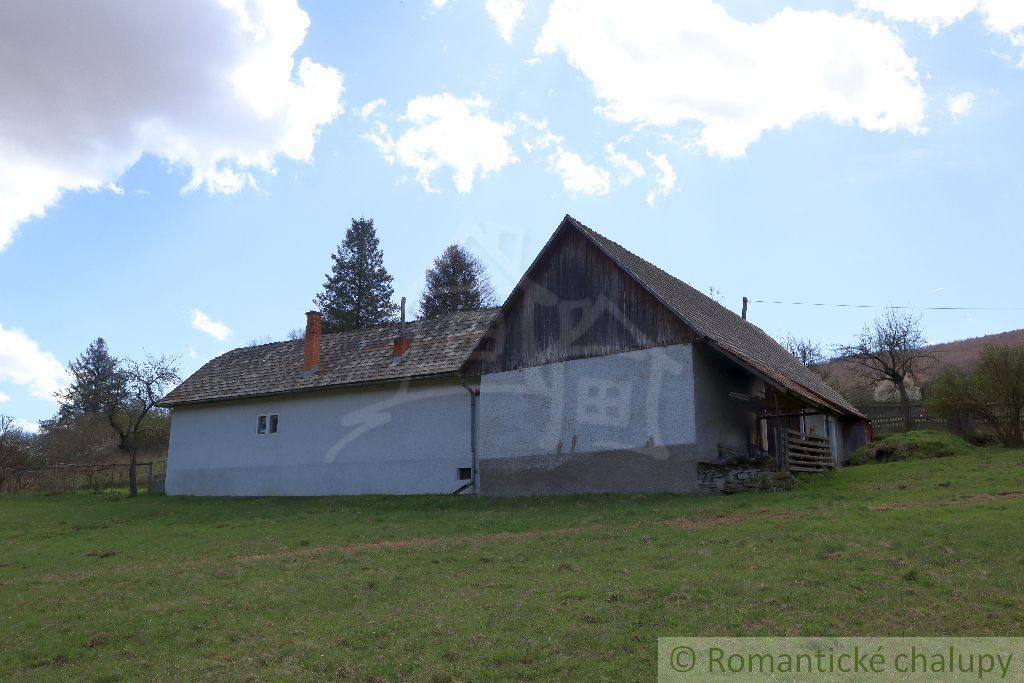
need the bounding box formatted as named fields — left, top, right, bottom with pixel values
left=2, top=433, right=1023, bottom=681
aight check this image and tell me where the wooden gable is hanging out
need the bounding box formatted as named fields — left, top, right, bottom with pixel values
left=463, top=224, right=699, bottom=375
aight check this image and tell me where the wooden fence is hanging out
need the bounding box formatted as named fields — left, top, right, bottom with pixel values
left=0, top=461, right=166, bottom=495
left=780, top=429, right=834, bottom=473
left=855, top=403, right=977, bottom=435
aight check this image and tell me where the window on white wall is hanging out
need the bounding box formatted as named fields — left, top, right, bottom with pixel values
left=256, top=414, right=279, bottom=435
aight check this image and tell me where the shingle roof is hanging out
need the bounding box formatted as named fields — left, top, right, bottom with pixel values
left=159, top=308, right=498, bottom=406
left=563, top=215, right=864, bottom=418
left=161, top=216, right=862, bottom=418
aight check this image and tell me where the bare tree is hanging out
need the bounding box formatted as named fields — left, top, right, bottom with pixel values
left=782, top=335, right=832, bottom=382
left=245, top=335, right=275, bottom=347
left=837, top=309, right=933, bottom=430
left=37, top=412, right=119, bottom=464
left=108, top=356, right=180, bottom=496
left=781, top=336, right=826, bottom=364
left=0, top=415, right=35, bottom=491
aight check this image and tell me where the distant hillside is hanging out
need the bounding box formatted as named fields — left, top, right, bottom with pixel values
left=924, top=329, right=1024, bottom=371
left=823, top=328, right=1024, bottom=403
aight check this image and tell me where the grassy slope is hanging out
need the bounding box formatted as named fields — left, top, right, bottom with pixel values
left=2, top=446, right=1023, bottom=681
left=850, top=430, right=976, bottom=463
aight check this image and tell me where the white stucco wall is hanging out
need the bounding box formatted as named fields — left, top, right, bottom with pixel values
left=477, top=344, right=697, bottom=461
left=165, top=378, right=474, bottom=496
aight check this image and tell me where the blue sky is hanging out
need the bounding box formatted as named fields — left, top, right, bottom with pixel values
left=1, top=0, right=1023, bottom=429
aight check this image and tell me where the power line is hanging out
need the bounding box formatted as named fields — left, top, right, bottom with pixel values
left=748, top=300, right=1024, bottom=312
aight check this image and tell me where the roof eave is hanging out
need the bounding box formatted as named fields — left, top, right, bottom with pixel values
left=569, top=217, right=866, bottom=420
left=157, top=369, right=464, bottom=408
left=716, top=343, right=864, bottom=418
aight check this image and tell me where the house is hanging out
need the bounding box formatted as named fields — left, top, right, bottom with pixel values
left=159, top=215, right=868, bottom=496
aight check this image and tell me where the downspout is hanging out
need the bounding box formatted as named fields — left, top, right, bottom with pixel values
left=460, top=374, right=480, bottom=494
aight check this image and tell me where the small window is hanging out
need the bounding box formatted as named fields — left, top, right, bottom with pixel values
left=458, top=467, right=472, bottom=481
left=256, top=414, right=279, bottom=435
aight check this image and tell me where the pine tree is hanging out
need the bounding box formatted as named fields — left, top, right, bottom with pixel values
left=55, top=338, right=126, bottom=421
left=315, top=217, right=398, bottom=333
left=418, top=244, right=496, bottom=319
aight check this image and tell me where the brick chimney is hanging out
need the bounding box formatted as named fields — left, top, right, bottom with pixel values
left=302, top=311, right=322, bottom=377
left=391, top=297, right=411, bottom=362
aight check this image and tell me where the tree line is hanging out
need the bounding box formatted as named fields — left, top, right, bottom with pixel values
left=313, top=217, right=496, bottom=334
left=2, top=216, right=498, bottom=487
left=1, top=339, right=179, bottom=495
left=782, top=309, right=1024, bottom=447
left=8, top=227, right=1020, bottom=490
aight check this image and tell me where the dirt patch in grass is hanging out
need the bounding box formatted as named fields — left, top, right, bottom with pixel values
left=240, top=525, right=605, bottom=562
left=659, top=510, right=801, bottom=530
left=250, top=509, right=804, bottom=561
left=868, top=490, right=1024, bottom=511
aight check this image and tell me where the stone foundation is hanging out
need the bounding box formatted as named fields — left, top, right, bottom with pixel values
left=697, top=461, right=794, bottom=493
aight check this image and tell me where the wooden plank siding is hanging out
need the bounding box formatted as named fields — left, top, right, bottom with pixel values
left=464, top=227, right=700, bottom=375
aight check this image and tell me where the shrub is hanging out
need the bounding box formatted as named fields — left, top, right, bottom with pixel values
left=925, top=346, right=1024, bottom=448
left=849, top=430, right=972, bottom=465
left=0, top=415, right=39, bottom=492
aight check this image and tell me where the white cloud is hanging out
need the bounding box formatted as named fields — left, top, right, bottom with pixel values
left=548, top=149, right=611, bottom=196
left=12, top=418, right=40, bottom=434
left=947, top=91, right=976, bottom=120
left=645, top=152, right=677, bottom=206
left=363, top=122, right=397, bottom=165
left=516, top=115, right=563, bottom=152
left=367, top=94, right=518, bottom=192
left=536, top=0, right=925, bottom=157
left=358, top=98, right=387, bottom=119
left=983, top=0, right=1024, bottom=39
left=857, top=0, right=1024, bottom=59
left=0, top=325, right=69, bottom=401
left=605, top=144, right=646, bottom=185
left=0, top=0, right=344, bottom=251
left=0, top=391, right=10, bottom=403
left=191, top=310, right=233, bottom=341
left=856, top=0, right=977, bottom=33
left=487, top=0, right=527, bottom=42
left=514, top=115, right=611, bottom=196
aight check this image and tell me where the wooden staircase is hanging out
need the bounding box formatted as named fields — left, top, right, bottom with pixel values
left=780, top=429, right=835, bottom=473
